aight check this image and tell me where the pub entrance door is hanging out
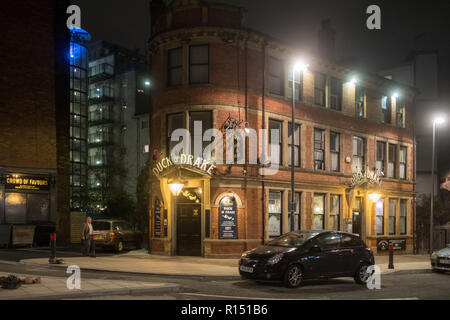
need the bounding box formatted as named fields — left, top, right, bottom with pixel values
left=352, top=197, right=363, bottom=236
left=176, top=188, right=202, bottom=256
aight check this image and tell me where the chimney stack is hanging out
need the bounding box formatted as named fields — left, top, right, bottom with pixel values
left=318, top=19, right=336, bottom=62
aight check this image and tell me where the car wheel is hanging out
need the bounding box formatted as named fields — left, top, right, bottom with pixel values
left=284, top=264, right=303, bottom=288
left=354, top=263, right=371, bottom=285
left=115, top=240, right=124, bottom=253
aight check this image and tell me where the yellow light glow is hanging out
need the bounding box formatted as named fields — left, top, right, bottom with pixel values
left=368, top=193, right=382, bottom=203
left=168, top=182, right=184, bottom=196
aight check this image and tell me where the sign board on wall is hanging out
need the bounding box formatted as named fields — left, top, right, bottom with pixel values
left=219, top=197, right=238, bottom=239
left=377, top=239, right=406, bottom=251
left=5, top=174, right=50, bottom=191
left=154, top=200, right=161, bottom=238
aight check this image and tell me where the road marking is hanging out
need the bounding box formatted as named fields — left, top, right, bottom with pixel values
left=179, top=293, right=312, bottom=300
left=374, top=298, right=419, bottom=300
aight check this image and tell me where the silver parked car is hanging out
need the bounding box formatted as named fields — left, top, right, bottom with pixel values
left=431, top=244, right=450, bottom=272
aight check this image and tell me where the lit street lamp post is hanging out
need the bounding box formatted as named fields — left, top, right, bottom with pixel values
left=430, top=116, right=445, bottom=254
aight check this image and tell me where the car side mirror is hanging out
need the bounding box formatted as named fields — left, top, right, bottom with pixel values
left=310, top=244, right=321, bottom=253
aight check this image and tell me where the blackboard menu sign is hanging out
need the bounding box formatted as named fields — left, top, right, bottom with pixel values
left=154, top=200, right=161, bottom=238
left=219, top=197, right=238, bottom=239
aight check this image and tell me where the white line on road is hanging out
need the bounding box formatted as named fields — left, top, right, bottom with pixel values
left=179, top=292, right=315, bottom=300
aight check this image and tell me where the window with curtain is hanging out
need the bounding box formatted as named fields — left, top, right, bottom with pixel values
left=376, top=141, right=386, bottom=174
left=314, top=129, right=325, bottom=170
left=329, top=195, right=340, bottom=231
left=330, top=132, right=340, bottom=172
left=396, top=98, right=405, bottom=128
left=268, top=191, right=283, bottom=237
left=288, top=67, right=302, bottom=101
left=269, top=57, right=284, bottom=96
left=167, top=113, right=185, bottom=157
left=189, top=45, right=209, bottom=84
left=353, top=136, right=365, bottom=173
left=330, top=77, right=342, bottom=111
left=189, top=111, right=212, bottom=160
left=269, top=119, right=283, bottom=165
left=313, top=194, right=325, bottom=230
left=314, top=73, right=326, bottom=107
left=388, top=144, right=397, bottom=178
left=288, top=122, right=301, bottom=167
left=168, top=47, right=182, bottom=86
left=399, top=199, right=407, bottom=235
left=288, top=192, right=301, bottom=231
left=389, top=199, right=397, bottom=235
left=355, top=86, right=365, bottom=117
left=376, top=199, right=384, bottom=235
left=399, top=146, right=407, bottom=180
left=381, top=96, right=392, bottom=124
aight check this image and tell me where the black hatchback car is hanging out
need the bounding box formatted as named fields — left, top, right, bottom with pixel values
left=239, top=230, right=375, bottom=288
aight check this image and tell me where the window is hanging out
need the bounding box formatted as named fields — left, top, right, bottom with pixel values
left=355, top=86, right=365, bottom=117
left=288, top=122, right=301, bottom=167
left=396, top=98, right=405, bottom=128
left=269, top=119, right=283, bottom=165
left=381, top=96, right=392, bottom=124
left=353, top=137, right=365, bottom=173
left=330, top=132, right=340, bottom=172
left=376, top=141, right=386, bottom=174
left=167, top=113, right=185, bottom=157
left=341, top=234, right=362, bottom=248
left=399, top=199, right=407, bottom=235
left=330, top=77, right=342, bottom=110
left=269, top=57, right=284, bottom=96
left=268, top=191, right=283, bottom=237
left=189, top=45, right=209, bottom=84
left=388, top=144, right=396, bottom=178
left=313, top=194, right=325, bottom=230
left=399, top=146, right=407, bottom=180
left=376, top=199, right=384, bottom=235
left=288, top=192, right=301, bottom=231
left=190, top=111, right=212, bottom=160
left=314, top=73, right=326, bottom=107
left=314, top=129, right=325, bottom=170
left=316, top=232, right=340, bottom=251
left=388, top=199, right=396, bottom=235
left=168, top=47, right=183, bottom=86
left=141, top=120, right=149, bottom=129
left=288, top=67, right=302, bottom=101
left=329, top=195, right=340, bottom=231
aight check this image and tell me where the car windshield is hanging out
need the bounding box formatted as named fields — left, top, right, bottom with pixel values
left=93, top=221, right=110, bottom=231
left=267, top=232, right=319, bottom=247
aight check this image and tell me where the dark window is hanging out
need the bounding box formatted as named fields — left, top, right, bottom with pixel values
left=376, top=141, right=386, bottom=174
left=329, top=195, right=340, bottom=231
left=376, top=200, right=384, bottom=235
left=381, top=96, right=392, bottom=124
left=269, top=119, right=283, bottom=165
left=288, top=122, right=301, bottom=167
left=288, top=67, right=302, bottom=101
left=399, top=147, right=407, bottom=180
left=355, top=86, right=365, bottom=117
left=341, top=234, right=362, bottom=248
left=330, top=78, right=342, bottom=111
left=313, top=194, right=325, bottom=230
left=389, top=199, right=396, bottom=235
left=167, top=113, right=185, bottom=157
left=189, top=45, right=209, bottom=84
left=268, top=191, right=283, bottom=237
left=269, top=57, right=284, bottom=96
left=168, top=47, right=182, bottom=86
left=353, top=136, right=365, bottom=173
left=399, top=199, right=407, bottom=235
left=396, top=98, right=405, bottom=128
left=388, top=144, right=396, bottom=178
left=288, top=192, right=301, bottom=231
left=314, top=129, right=325, bottom=170
left=330, top=132, right=340, bottom=172
left=314, top=73, right=326, bottom=107
left=316, top=232, right=341, bottom=251
left=189, top=111, right=212, bottom=160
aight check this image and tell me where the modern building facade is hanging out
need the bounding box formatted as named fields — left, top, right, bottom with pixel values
left=87, top=41, right=150, bottom=210
left=148, top=0, right=417, bottom=257
left=0, top=0, right=71, bottom=243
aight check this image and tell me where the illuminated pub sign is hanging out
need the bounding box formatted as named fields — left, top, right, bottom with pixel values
left=5, top=174, right=50, bottom=191
left=152, top=154, right=217, bottom=177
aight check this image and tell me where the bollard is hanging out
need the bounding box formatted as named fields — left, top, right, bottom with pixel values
left=388, top=243, right=394, bottom=269
left=49, top=233, right=57, bottom=264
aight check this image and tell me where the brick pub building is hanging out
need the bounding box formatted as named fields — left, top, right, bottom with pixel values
left=0, top=0, right=71, bottom=244
left=148, top=0, right=417, bottom=257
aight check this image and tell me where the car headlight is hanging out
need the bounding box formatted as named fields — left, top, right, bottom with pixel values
left=241, top=251, right=249, bottom=258
left=267, top=253, right=284, bottom=265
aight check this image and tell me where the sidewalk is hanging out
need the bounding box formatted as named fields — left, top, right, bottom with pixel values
left=20, top=250, right=431, bottom=279
left=0, top=271, right=180, bottom=300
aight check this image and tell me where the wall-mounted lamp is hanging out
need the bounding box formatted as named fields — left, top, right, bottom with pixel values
left=368, top=192, right=382, bottom=203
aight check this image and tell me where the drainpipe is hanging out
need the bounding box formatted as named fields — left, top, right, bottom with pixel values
left=261, top=41, right=267, bottom=245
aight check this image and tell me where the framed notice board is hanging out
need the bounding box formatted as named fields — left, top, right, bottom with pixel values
left=219, top=197, right=238, bottom=239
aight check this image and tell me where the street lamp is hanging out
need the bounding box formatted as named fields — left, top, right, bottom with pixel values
left=368, top=192, right=382, bottom=203
left=290, top=60, right=308, bottom=231
left=168, top=178, right=185, bottom=196
left=430, top=115, right=446, bottom=254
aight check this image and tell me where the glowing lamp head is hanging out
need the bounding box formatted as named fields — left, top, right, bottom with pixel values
left=434, top=116, right=446, bottom=125
left=293, top=61, right=309, bottom=73
left=392, top=92, right=399, bottom=99
left=144, top=81, right=151, bottom=87
left=350, top=77, right=358, bottom=85
left=168, top=180, right=184, bottom=196
left=369, top=193, right=382, bottom=203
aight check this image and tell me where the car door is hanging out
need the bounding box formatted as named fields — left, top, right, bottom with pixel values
left=310, top=232, right=344, bottom=276
left=339, top=234, right=364, bottom=274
